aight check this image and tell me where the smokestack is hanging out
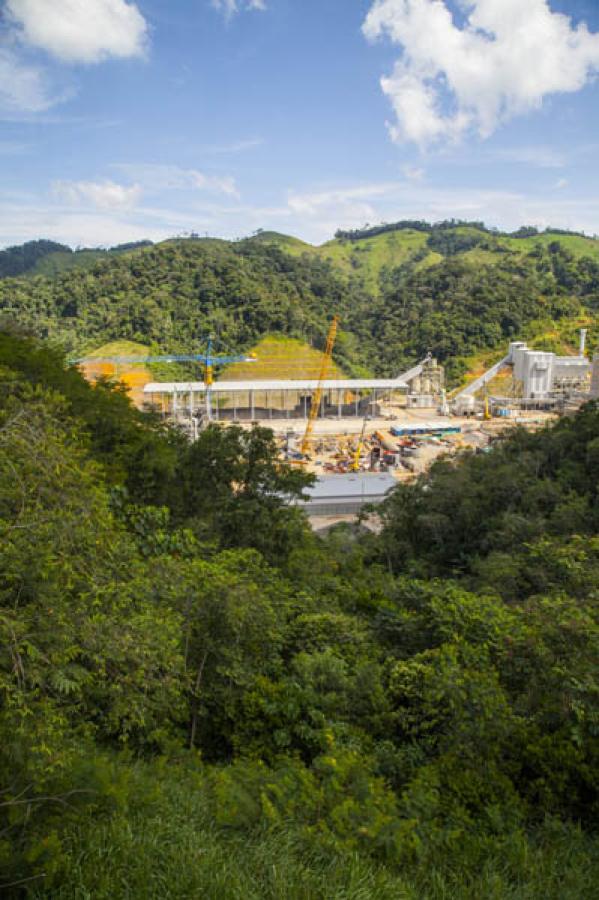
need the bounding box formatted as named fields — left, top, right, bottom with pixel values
left=580, top=329, right=588, bottom=357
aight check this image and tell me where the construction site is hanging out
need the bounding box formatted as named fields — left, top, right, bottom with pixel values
left=77, top=322, right=599, bottom=528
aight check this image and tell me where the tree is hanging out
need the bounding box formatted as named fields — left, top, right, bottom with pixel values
left=177, top=424, right=314, bottom=564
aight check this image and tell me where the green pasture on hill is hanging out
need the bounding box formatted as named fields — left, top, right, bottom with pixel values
left=223, top=334, right=347, bottom=381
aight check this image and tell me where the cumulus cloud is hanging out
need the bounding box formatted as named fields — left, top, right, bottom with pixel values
left=6, top=0, right=148, bottom=63
left=53, top=179, right=143, bottom=210
left=363, top=0, right=599, bottom=145
left=211, top=0, right=266, bottom=19
left=114, top=163, right=240, bottom=197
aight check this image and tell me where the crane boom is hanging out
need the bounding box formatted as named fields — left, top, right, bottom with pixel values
left=300, top=316, right=340, bottom=457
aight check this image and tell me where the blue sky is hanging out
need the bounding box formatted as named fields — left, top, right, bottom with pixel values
left=1, top=0, right=599, bottom=247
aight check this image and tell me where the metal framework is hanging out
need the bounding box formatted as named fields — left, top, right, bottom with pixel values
left=72, top=335, right=256, bottom=422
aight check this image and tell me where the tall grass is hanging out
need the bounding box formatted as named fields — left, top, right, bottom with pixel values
left=31, top=764, right=599, bottom=900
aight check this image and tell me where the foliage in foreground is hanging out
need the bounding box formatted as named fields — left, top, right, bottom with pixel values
left=0, top=332, right=598, bottom=896
left=30, top=762, right=599, bottom=900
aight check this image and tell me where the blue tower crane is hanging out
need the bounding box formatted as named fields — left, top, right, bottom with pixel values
left=71, top=334, right=256, bottom=421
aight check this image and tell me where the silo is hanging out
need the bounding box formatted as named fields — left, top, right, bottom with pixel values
left=522, top=352, right=554, bottom=398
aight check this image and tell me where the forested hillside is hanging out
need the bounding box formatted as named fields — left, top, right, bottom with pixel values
left=1, top=329, right=598, bottom=897
left=2, top=221, right=599, bottom=384
left=0, top=239, right=154, bottom=280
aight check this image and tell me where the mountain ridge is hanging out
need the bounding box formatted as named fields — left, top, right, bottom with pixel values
left=4, top=220, right=599, bottom=283
left=1, top=221, right=597, bottom=387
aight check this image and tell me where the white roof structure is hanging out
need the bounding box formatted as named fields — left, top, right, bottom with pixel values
left=143, top=378, right=408, bottom=394
left=302, top=473, right=397, bottom=502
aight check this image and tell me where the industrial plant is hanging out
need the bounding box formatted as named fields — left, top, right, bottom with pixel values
left=77, top=324, right=598, bottom=527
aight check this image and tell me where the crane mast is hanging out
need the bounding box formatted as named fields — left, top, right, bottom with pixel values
left=300, top=316, right=340, bottom=457
left=351, top=413, right=369, bottom=472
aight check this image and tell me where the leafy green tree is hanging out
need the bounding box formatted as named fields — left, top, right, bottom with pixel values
left=177, top=424, right=314, bottom=564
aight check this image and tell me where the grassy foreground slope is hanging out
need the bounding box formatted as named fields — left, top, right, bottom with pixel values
left=31, top=761, right=599, bottom=900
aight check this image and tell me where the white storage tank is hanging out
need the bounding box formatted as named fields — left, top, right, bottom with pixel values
left=522, top=352, right=554, bottom=398
left=454, top=395, right=476, bottom=415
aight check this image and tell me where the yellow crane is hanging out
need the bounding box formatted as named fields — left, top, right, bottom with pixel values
left=351, top=413, right=369, bottom=471
left=483, top=385, right=492, bottom=421
left=300, top=316, right=340, bottom=457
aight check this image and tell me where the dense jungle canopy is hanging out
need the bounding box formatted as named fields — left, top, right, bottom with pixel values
left=0, top=328, right=597, bottom=898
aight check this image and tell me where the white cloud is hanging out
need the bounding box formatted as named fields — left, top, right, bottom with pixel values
left=0, top=203, right=169, bottom=248
left=3, top=176, right=599, bottom=249
left=363, top=0, right=599, bottom=146
left=0, top=48, right=60, bottom=113
left=287, top=182, right=399, bottom=217
left=6, top=0, right=148, bottom=63
left=273, top=179, right=599, bottom=244
left=53, top=179, right=143, bottom=210
left=555, top=178, right=569, bottom=190
left=114, top=163, right=240, bottom=197
left=211, top=0, right=266, bottom=19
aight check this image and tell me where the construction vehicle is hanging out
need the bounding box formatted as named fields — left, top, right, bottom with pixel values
left=71, top=335, right=256, bottom=423
left=483, top=386, right=492, bottom=421
left=351, top=414, right=370, bottom=471
left=299, top=316, right=340, bottom=457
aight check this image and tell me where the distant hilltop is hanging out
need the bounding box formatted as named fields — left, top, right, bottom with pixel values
left=0, top=238, right=154, bottom=279
left=2, top=220, right=598, bottom=280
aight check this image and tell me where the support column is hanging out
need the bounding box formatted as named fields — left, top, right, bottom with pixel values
left=355, top=393, right=359, bottom=417
left=303, top=396, right=307, bottom=419
left=250, top=390, right=255, bottom=421
left=338, top=390, right=341, bottom=419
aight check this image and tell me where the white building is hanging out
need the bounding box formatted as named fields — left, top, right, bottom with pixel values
left=509, top=341, right=590, bottom=399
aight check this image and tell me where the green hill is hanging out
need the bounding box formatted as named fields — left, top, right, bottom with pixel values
left=31, top=248, right=109, bottom=277
left=0, top=239, right=72, bottom=278
left=222, top=334, right=347, bottom=381
left=245, top=222, right=599, bottom=296
left=0, top=238, right=155, bottom=279
left=1, top=222, right=598, bottom=387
